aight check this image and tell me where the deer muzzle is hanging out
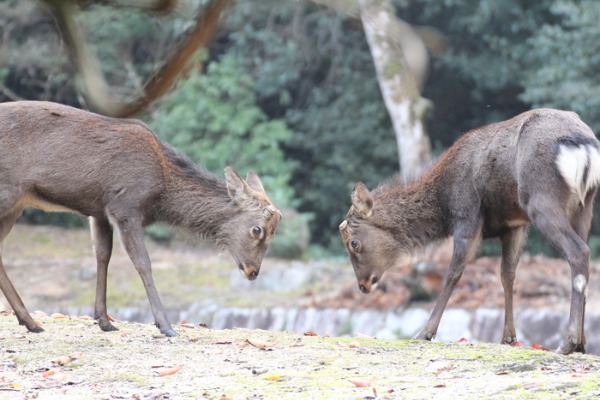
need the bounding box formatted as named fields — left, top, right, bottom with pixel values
left=238, top=262, right=260, bottom=281
left=358, top=275, right=379, bottom=294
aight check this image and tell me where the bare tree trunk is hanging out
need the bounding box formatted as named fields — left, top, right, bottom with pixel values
left=358, top=0, right=432, bottom=175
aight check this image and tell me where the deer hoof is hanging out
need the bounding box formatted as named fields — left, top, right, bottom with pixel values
left=27, top=325, right=45, bottom=333
left=99, top=321, right=119, bottom=332
left=556, top=340, right=585, bottom=355
left=501, top=337, right=518, bottom=345
left=162, top=328, right=179, bottom=337
left=414, top=331, right=434, bottom=341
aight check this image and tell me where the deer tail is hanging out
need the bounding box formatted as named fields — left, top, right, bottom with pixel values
left=555, top=135, right=600, bottom=204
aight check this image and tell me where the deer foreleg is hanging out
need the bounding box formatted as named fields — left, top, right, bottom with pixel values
left=0, top=211, right=43, bottom=333
left=415, top=220, right=482, bottom=341
left=115, top=216, right=178, bottom=337
left=499, top=227, right=527, bottom=345
left=90, top=217, right=117, bottom=332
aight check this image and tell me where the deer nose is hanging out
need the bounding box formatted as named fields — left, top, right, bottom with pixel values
left=359, top=276, right=379, bottom=294
left=238, top=263, right=260, bottom=281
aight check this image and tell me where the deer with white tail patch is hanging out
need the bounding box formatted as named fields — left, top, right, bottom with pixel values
left=340, top=108, right=599, bottom=355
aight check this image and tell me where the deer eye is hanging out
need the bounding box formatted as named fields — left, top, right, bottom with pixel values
left=251, top=226, right=262, bottom=238
left=349, top=239, right=361, bottom=253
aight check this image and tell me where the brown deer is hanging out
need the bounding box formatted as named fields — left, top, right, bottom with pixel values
left=339, top=108, right=600, bottom=355
left=0, top=101, right=281, bottom=337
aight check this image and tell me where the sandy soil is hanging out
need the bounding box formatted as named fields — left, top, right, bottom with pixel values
left=1, top=312, right=599, bottom=400
left=1, top=225, right=600, bottom=399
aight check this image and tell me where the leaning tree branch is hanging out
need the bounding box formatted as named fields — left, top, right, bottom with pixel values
left=41, top=0, right=232, bottom=117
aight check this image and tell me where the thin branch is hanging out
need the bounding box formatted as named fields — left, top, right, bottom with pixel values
left=41, top=0, right=232, bottom=117
left=0, top=83, right=25, bottom=101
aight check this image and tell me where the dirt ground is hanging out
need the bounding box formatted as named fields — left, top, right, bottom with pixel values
left=1, top=225, right=600, bottom=399
left=1, top=312, right=599, bottom=400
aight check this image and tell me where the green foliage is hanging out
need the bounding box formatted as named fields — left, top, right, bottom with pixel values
left=150, top=53, right=296, bottom=208
left=224, top=1, right=399, bottom=248
left=518, top=1, right=600, bottom=133
left=267, top=208, right=312, bottom=259
left=4, top=0, right=600, bottom=256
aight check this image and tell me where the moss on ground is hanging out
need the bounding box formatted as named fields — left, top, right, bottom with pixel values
left=1, top=313, right=600, bottom=399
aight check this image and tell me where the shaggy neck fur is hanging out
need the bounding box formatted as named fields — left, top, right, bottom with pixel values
left=153, top=147, right=240, bottom=248
left=368, top=165, right=450, bottom=251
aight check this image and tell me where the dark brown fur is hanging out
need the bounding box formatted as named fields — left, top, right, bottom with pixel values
left=340, top=108, right=599, bottom=355
left=0, top=101, right=281, bottom=336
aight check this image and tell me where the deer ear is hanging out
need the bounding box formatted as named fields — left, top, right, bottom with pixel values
left=351, top=182, right=374, bottom=217
left=246, top=170, right=266, bottom=194
left=225, top=167, right=250, bottom=201
left=339, top=220, right=350, bottom=242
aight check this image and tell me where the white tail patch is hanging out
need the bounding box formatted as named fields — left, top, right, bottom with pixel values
left=556, top=144, right=600, bottom=204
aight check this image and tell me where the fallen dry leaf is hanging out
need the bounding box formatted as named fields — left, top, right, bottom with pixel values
left=510, top=342, right=525, bottom=348
left=42, top=369, right=58, bottom=378
left=433, top=384, right=446, bottom=388
left=46, top=372, right=69, bottom=381
left=426, top=361, right=454, bottom=374
left=51, top=313, right=68, bottom=320
left=348, top=341, right=361, bottom=348
left=215, top=340, right=233, bottom=345
left=532, top=343, right=551, bottom=351
left=51, top=356, right=72, bottom=366
left=246, top=339, right=275, bottom=349
left=456, top=338, right=470, bottom=344
left=303, top=331, right=319, bottom=336
left=265, top=375, right=282, bottom=381
left=154, top=365, right=183, bottom=376
left=349, top=379, right=371, bottom=387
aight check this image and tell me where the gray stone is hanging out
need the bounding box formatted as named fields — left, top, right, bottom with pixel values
left=516, top=308, right=564, bottom=348
left=350, top=309, right=386, bottom=337
left=435, top=308, right=472, bottom=342
left=471, top=308, right=503, bottom=343
left=384, top=308, right=430, bottom=338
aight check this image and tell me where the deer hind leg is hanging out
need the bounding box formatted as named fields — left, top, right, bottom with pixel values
left=415, top=218, right=483, bottom=341
left=0, top=209, right=43, bottom=333
left=113, top=215, right=178, bottom=337
left=562, top=190, right=596, bottom=352
left=499, top=226, right=527, bottom=345
left=90, top=217, right=117, bottom=332
left=527, top=195, right=590, bottom=355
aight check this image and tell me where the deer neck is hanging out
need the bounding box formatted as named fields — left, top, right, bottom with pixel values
left=156, top=169, right=237, bottom=239
left=371, top=174, right=448, bottom=249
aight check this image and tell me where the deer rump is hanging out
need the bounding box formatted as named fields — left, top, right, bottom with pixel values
left=0, top=101, right=281, bottom=337
left=340, top=108, right=599, bottom=355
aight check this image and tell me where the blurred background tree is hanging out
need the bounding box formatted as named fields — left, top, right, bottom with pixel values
left=2, top=0, right=600, bottom=257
